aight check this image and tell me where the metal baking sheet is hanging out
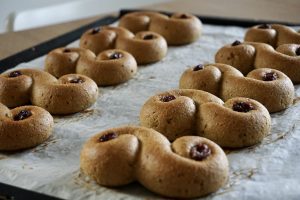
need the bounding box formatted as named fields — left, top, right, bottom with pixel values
left=1, top=20, right=300, bottom=200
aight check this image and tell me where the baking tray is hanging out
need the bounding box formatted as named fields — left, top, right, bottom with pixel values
left=0, top=9, right=299, bottom=200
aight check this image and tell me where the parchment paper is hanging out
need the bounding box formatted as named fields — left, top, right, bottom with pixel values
left=1, top=22, right=300, bottom=200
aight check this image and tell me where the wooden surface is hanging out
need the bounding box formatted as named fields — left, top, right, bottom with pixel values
left=0, top=0, right=299, bottom=60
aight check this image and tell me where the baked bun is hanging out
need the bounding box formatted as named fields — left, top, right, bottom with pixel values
left=179, top=63, right=294, bottom=113
left=215, top=41, right=300, bottom=83
left=79, top=26, right=167, bottom=64
left=0, top=69, right=98, bottom=114
left=245, top=24, right=300, bottom=47
left=119, top=11, right=202, bottom=45
left=80, top=126, right=229, bottom=198
left=116, top=31, right=167, bottom=64
left=45, top=47, right=137, bottom=86
left=140, top=89, right=271, bottom=148
left=0, top=103, right=53, bottom=151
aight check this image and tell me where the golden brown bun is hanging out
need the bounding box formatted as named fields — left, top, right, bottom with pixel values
left=115, top=31, right=167, bottom=64
left=245, top=24, right=300, bottom=47
left=0, top=103, right=53, bottom=151
left=215, top=41, right=300, bottom=83
left=199, top=97, right=271, bottom=147
left=119, top=12, right=162, bottom=34
left=80, top=126, right=229, bottom=198
left=79, top=26, right=167, bottom=64
left=140, top=89, right=271, bottom=148
left=0, top=69, right=98, bottom=114
left=80, top=26, right=132, bottom=55
left=179, top=63, right=294, bottom=113
left=119, top=11, right=202, bottom=45
left=140, top=89, right=222, bottom=141
left=45, top=47, right=137, bottom=86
